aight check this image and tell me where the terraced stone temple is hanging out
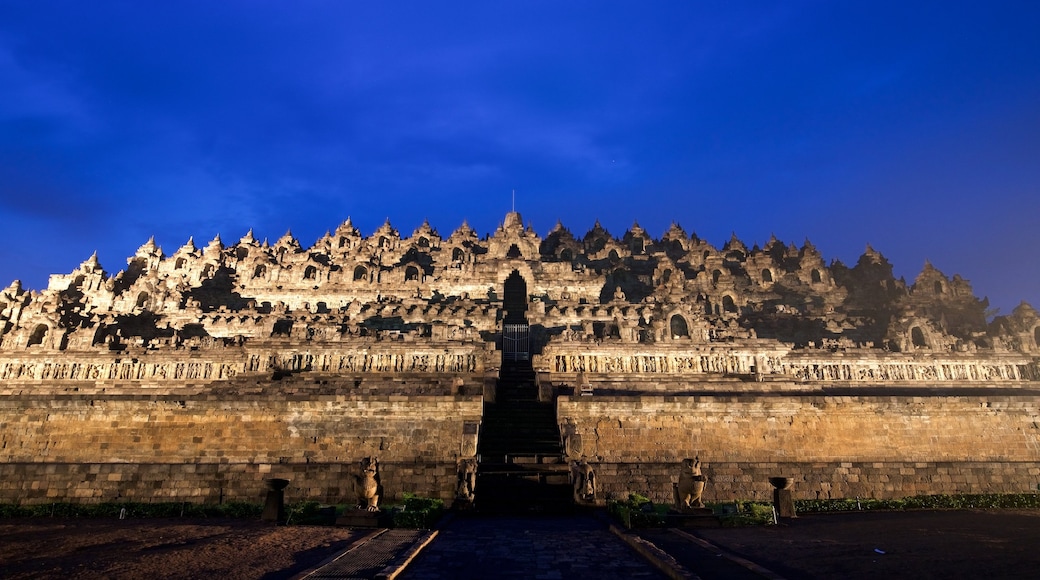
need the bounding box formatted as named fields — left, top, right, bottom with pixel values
left=1, top=212, right=1038, bottom=507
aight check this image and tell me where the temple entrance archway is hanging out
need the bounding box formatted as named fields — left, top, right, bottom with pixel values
left=502, top=270, right=529, bottom=362
left=480, top=269, right=567, bottom=513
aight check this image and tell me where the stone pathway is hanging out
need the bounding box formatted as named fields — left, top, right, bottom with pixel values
left=398, top=515, right=669, bottom=580
left=302, top=529, right=426, bottom=579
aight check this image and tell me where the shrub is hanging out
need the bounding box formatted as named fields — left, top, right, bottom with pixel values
left=0, top=501, right=262, bottom=520
left=716, top=501, right=775, bottom=527
left=607, top=493, right=669, bottom=529
left=385, top=493, right=444, bottom=529
left=795, top=493, right=1040, bottom=514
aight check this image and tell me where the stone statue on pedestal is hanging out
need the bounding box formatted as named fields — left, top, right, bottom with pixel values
left=676, top=456, right=706, bottom=511
left=354, top=457, right=381, bottom=511
left=456, top=458, right=477, bottom=502
left=572, top=459, right=596, bottom=502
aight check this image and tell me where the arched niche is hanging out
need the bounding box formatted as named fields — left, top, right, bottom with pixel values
left=175, top=257, right=186, bottom=269
left=722, top=295, right=737, bottom=313
left=405, top=265, right=420, bottom=281
left=933, top=280, right=943, bottom=294
left=452, top=248, right=464, bottom=262
left=304, top=265, right=318, bottom=280
left=353, top=265, right=368, bottom=282
left=135, top=292, right=149, bottom=309
left=503, top=269, right=528, bottom=323
left=712, top=269, right=722, bottom=284
left=811, top=269, right=822, bottom=284
left=253, top=265, right=267, bottom=279
left=418, top=236, right=430, bottom=248
left=559, top=249, right=573, bottom=262
left=27, top=324, right=48, bottom=347
left=761, top=269, right=773, bottom=283
left=911, top=326, right=928, bottom=348
left=1034, top=326, right=1040, bottom=348
left=670, top=314, right=689, bottom=338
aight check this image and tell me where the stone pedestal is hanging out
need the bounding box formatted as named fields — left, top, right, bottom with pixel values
left=769, top=476, right=796, bottom=518
left=261, top=478, right=289, bottom=524
left=336, top=510, right=383, bottom=528
left=665, top=508, right=721, bottom=528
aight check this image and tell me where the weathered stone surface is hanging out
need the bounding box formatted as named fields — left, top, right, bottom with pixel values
left=0, top=212, right=1037, bottom=504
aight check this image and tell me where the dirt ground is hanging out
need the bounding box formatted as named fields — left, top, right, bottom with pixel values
left=2, top=510, right=1039, bottom=579
left=697, top=509, right=1040, bottom=579
left=0, top=518, right=365, bottom=580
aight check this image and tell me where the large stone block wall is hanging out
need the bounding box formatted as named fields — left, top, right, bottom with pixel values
left=0, top=461, right=461, bottom=506
left=584, top=461, right=1040, bottom=504
left=558, top=393, right=1040, bottom=502
left=0, top=393, right=482, bottom=504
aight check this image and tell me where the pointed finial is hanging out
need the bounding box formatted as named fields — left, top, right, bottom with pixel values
left=83, top=250, right=101, bottom=270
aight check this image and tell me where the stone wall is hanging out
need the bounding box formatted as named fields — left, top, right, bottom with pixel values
left=0, top=461, right=461, bottom=506
left=584, top=461, right=1040, bottom=504
left=0, top=391, right=482, bottom=505
left=538, top=345, right=1039, bottom=384
left=0, top=341, right=488, bottom=385
left=558, top=392, right=1040, bottom=503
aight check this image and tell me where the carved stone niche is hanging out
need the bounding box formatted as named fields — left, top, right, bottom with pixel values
left=461, top=421, right=479, bottom=457
left=560, top=422, right=583, bottom=459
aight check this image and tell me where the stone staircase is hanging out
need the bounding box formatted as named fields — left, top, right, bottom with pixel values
left=475, top=361, right=572, bottom=513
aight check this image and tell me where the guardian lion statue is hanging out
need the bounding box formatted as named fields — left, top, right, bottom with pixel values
left=456, top=458, right=477, bottom=502
left=676, top=456, right=707, bottom=511
left=572, top=459, right=596, bottom=502
left=354, top=456, right=381, bottom=511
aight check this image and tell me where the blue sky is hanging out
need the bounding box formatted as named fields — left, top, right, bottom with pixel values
left=1, top=1, right=1037, bottom=312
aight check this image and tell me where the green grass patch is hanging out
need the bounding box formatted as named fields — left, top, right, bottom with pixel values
left=714, top=501, right=775, bottom=527
left=796, top=493, right=1040, bottom=513
left=382, top=493, right=445, bottom=529
left=0, top=501, right=261, bottom=519
left=607, top=493, right=672, bottom=529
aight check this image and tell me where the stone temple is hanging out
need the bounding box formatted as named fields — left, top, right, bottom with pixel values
left=1, top=212, right=1038, bottom=508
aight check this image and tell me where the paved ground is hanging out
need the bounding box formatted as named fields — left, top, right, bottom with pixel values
left=636, top=528, right=768, bottom=579
left=694, top=509, right=1040, bottom=580
left=398, top=515, right=668, bottom=580
left=5, top=509, right=1040, bottom=578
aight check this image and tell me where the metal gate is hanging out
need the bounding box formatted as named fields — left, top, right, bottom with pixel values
left=502, top=323, right=530, bottom=362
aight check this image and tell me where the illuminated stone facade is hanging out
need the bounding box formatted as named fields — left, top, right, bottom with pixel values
left=1, top=212, right=1038, bottom=504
